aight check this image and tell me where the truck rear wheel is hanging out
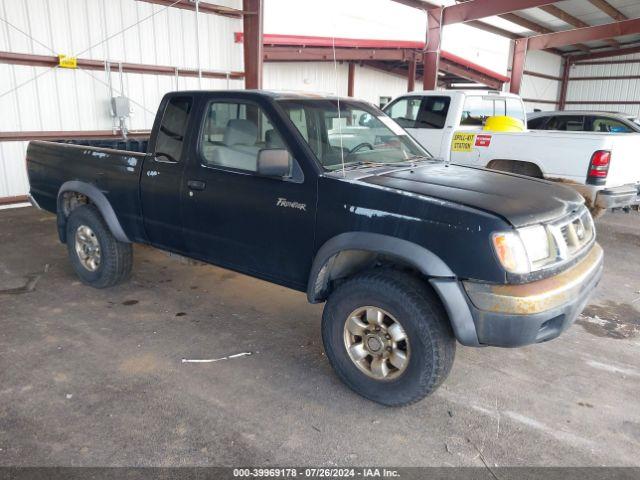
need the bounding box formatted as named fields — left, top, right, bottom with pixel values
left=65, top=205, right=132, bottom=288
left=321, top=269, right=456, bottom=406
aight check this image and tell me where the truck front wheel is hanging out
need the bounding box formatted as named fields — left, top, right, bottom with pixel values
left=65, top=205, right=132, bottom=288
left=321, top=269, right=456, bottom=406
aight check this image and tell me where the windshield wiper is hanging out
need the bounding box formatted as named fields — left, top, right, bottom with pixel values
left=402, top=155, right=434, bottom=163
left=341, top=161, right=394, bottom=170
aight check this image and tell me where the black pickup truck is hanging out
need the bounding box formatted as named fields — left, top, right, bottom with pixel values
left=26, top=90, right=603, bottom=406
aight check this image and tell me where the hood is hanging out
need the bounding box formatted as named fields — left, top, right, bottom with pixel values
left=357, top=163, right=583, bottom=227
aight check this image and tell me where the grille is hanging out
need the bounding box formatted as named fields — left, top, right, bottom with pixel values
left=550, top=207, right=594, bottom=261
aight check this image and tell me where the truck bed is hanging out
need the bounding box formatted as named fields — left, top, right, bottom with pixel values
left=27, top=139, right=150, bottom=241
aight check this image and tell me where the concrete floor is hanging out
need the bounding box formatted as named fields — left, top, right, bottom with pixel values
left=0, top=206, right=639, bottom=467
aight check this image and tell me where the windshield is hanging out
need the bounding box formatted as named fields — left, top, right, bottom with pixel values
left=277, top=99, right=430, bottom=170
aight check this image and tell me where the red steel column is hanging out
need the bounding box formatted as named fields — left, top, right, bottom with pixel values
left=347, top=62, right=355, bottom=97
left=423, top=7, right=443, bottom=90
left=242, top=0, right=263, bottom=89
left=558, top=57, right=571, bottom=110
left=509, top=37, right=528, bottom=94
left=407, top=56, right=417, bottom=92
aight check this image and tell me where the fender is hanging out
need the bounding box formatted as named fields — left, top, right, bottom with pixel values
left=307, top=232, right=455, bottom=304
left=56, top=181, right=131, bottom=243
left=307, top=232, right=480, bottom=347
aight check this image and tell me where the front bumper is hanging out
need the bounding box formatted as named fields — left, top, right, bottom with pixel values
left=462, top=243, right=603, bottom=347
left=594, top=184, right=640, bottom=210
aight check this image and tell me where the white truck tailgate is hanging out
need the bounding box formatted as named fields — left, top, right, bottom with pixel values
left=601, top=133, right=640, bottom=188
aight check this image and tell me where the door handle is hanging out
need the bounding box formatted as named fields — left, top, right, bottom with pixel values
left=187, top=180, right=206, bottom=191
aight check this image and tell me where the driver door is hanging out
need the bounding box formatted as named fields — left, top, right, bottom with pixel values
left=181, top=98, right=316, bottom=288
left=140, top=95, right=194, bottom=252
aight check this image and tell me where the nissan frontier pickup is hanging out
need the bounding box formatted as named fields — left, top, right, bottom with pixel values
left=26, top=90, right=603, bottom=406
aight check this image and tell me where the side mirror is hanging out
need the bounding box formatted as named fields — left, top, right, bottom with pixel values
left=257, top=149, right=291, bottom=178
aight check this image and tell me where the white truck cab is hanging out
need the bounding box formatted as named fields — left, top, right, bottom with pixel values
left=384, top=90, right=640, bottom=216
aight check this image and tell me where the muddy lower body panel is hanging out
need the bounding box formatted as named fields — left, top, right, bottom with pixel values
left=574, top=183, right=640, bottom=212
left=462, top=243, right=604, bottom=347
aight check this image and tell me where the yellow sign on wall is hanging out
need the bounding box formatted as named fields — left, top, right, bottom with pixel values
left=58, top=54, right=78, bottom=69
left=451, top=133, right=476, bottom=152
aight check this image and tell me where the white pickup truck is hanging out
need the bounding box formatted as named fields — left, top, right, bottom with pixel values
left=382, top=90, right=640, bottom=216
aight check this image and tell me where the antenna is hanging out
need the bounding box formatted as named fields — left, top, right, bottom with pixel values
left=331, top=31, right=346, bottom=177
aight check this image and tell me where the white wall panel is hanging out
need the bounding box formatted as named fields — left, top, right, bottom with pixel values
left=353, top=65, right=408, bottom=105
left=264, top=62, right=408, bottom=105
left=264, top=62, right=349, bottom=97
left=567, top=54, right=640, bottom=116
left=0, top=0, right=243, bottom=198
left=520, top=50, right=562, bottom=113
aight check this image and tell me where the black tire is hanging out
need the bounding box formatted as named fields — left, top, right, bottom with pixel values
left=65, top=204, right=132, bottom=288
left=321, top=269, right=456, bottom=407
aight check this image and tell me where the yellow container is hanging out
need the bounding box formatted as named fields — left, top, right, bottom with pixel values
left=484, top=115, right=525, bottom=132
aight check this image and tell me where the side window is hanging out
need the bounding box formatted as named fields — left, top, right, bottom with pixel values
left=415, top=96, right=450, bottom=129
left=200, top=101, right=287, bottom=173
left=527, top=116, right=548, bottom=129
left=155, top=96, right=192, bottom=162
left=386, top=98, right=423, bottom=128
left=592, top=117, right=633, bottom=133
left=547, top=116, right=585, bottom=131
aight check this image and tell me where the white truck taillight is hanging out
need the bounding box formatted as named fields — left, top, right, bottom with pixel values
left=587, top=150, right=611, bottom=185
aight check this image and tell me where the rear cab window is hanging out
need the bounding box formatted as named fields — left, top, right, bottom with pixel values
left=155, top=96, right=193, bottom=162
left=460, top=96, right=525, bottom=126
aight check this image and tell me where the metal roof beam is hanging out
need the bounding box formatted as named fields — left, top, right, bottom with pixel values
left=499, top=12, right=590, bottom=51
left=389, top=0, right=439, bottom=9
left=526, top=17, right=640, bottom=50
left=442, top=0, right=557, bottom=25
left=263, top=46, right=410, bottom=62
left=570, top=43, right=640, bottom=62
left=464, top=20, right=522, bottom=39
left=439, top=57, right=503, bottom=89
left=500, top=12, right=554, bottom=34
left=389, top=1, right=538, bottom=42
left=587, top=0, right=628, bottom=21
left=539, top=4, right=619, bottom=47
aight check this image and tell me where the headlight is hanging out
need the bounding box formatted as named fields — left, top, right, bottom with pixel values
left=518, top=225, right=551, bottom=264
left=492, top=231, right=530, bottom=274
left=493, top=225, right=554, bottom=275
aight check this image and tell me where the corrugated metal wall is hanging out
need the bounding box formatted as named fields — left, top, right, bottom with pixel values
left=567, top=53, right=640, bottom=116
left=520, top=50, right=562, bottom=113
left=0, top=0, right=244, bottom=199
left=264, top=62, right=408, bottom=106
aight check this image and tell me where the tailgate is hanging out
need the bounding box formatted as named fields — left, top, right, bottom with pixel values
left=605, top=134, right=640, bottom=188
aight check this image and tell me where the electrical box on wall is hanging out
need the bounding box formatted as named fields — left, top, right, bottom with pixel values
left=110, top=96, right=131, bottom=119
